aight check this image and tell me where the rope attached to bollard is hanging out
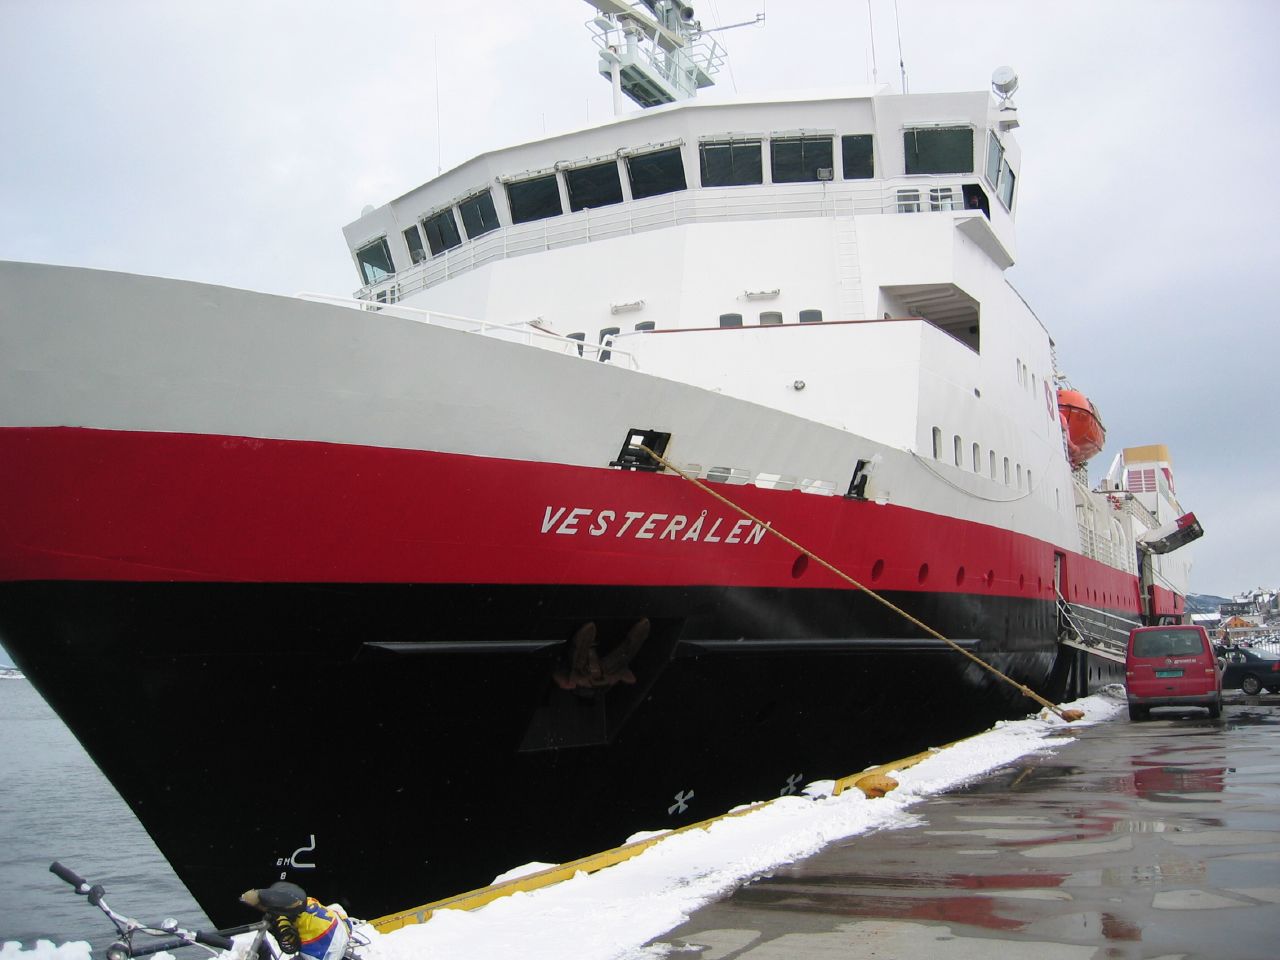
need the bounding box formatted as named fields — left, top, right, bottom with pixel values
left=638, top=445, right=1085, bottom=723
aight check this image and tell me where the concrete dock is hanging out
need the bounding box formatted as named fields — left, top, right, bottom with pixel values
left=649, top=695, right=1280, bottom=960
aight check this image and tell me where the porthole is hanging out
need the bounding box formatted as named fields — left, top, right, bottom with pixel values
left=871, top=559, right=885, bottom=581
left=955, top=566, right=966, bottom=586
left=985, top=569, right=995, bottom=587
left=918, top=563, right=930, bottom=584
left=791, top=554, right=809, bottom=579
left=1018, top=574, right=1026, bottom=590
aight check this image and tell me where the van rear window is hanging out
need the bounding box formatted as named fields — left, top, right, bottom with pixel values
left=1132, top=630, right=1205, bottom=658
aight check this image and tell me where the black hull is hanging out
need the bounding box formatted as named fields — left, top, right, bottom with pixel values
left=1, top=580, right=1092, bottom=928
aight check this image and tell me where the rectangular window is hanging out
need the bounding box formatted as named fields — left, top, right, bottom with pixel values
left=903, top=127, right=974, bottom=175
left=770, top=136, right=834, bottom=183
left=506, top=174, right=563, bottom=224
left=626, top=146, right=686, bottom=199
left=403, top=225, right=426, bottom=265
left=998, top=159, right=1016, bottom=209
left=699, top=140, right=763, bottom=187
left=985, top=133, right=1003, bottom=187
left=459, top=189, right=500, bottom=239
left=356, top=238, right=394, bottom=285
left=841, top=134, right=874, bottom=179
left=565, top=160, right=624, bottom=212
left=932, top=427, right=942, bottom=459
left=953, top=435, right=962, bottom=467
left=422, top=209, right=462, bottom=256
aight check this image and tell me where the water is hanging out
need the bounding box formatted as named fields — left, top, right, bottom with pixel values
left=0, top=677, right=209, bottom=948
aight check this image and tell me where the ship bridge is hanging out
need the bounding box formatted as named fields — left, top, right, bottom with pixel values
left=342, top=86, right=1023, bottom=337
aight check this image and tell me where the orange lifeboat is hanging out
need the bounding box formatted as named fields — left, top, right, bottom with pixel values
left=1058, top=388, right=1106, bottom=468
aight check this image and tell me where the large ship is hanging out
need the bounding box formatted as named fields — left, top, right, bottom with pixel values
left=0, top=1, right=1200, bottom=929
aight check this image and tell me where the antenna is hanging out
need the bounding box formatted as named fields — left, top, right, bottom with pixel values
left=866, top=0, right=878, bottom=85
left=991, top=65, right=1020, bottom=131
left=893, top=0, right=908, bottom=93
left=434, top=35, right=443, bottom=175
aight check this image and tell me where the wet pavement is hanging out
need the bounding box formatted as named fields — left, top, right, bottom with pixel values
left=650, top=695, right=1280, bottom=960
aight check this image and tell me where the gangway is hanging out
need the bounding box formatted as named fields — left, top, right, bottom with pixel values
left=1056, top=593, right=1127, bottom=664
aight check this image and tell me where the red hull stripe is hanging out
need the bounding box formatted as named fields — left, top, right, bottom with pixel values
left=0, top=427, right=1150, bottom=609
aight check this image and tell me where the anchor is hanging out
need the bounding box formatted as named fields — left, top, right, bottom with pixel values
left=553, top=618, right=650, bottom=690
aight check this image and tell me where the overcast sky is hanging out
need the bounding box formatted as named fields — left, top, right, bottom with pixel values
left=2, top=0, right=1277, bottom=598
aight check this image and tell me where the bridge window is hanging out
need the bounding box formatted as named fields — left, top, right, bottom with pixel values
left=566, top=160, right=623, bottom=212
left=759, top=311, right=783, bottom=325
left=719, top=313, right=743, bottom=327
left=985, top=133, right=1003, bottom=188
left=403, top=225, right=427, bottom=265
left=422, top=209, right=462, bottom=256
left=627, top=147, right=686, bottom=199
left=507, top=174, right=562, bottom=224
left=798, top=309, right=823, bottom=323
left=770, top=136, right=834, bottom=183
left=904, top=127, right=973, bottom=175
left=841, top=134, right=874, bottom=179
left=699, top=140, right=762, bottom=187
left=356, top=237, right=394, bottom=285
left=459, top=189, right=500, bottom=239
left=998, top=159, right=1016, bottom=209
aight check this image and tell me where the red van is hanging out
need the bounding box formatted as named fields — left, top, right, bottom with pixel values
left=1125, top=625, right=1222, bottom=720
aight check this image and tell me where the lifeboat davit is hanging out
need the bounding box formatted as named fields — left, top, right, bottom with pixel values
left=1058, top=388, right=1106, bottom=468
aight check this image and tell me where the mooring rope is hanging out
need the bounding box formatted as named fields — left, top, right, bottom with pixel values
left=639, top=445, right=1084, bottom=722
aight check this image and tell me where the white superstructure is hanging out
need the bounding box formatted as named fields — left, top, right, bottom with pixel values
left=336, top=78, right=1082, bottom=531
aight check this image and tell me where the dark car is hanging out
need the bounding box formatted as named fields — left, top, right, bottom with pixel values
left=1214, top=644, right=1280, bottom=696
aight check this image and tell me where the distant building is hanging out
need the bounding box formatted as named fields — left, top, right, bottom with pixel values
left=1192, top=612, right=1221, bottom=631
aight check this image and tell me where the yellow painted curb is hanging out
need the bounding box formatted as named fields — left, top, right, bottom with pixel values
left=372, top=730, right=985, bottom=931
left=371, top=800, right=768, bottom=932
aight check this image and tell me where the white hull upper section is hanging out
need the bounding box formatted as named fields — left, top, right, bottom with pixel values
left=4, top=261, right=1074, bottom=553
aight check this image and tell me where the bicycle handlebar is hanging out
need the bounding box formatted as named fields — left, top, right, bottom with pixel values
left=49, top=861, right=89, bottom=891
left=194, top=931, right=235, bottom=950
left=49, top=862, right=237, bottom=955
left=128, top=938, right=191, bottom=958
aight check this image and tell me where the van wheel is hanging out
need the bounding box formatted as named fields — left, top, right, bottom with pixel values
left=1208, top=697, right=1221, bottom=719
left=1128, top=704, right=1147, bottom=721
left=1241, top=675, right=1262, bottom=696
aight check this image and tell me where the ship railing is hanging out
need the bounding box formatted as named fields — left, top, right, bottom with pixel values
left=1056, top=593, right=1128, bottom=663
left=1077, top=516, right=1133, bottom=572
left=586, top=15, right=726, bottom=99
left=359, top=176, right=986, bottom=303
left=294, top=292, right=639, bottom=368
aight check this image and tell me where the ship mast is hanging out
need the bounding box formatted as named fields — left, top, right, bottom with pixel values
left=583, top=0, right=727, bottom=112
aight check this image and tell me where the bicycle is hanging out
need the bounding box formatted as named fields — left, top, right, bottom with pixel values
left=49, top=861, right=237, bottom=960
left=50, top=862, right=371, bottom=960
